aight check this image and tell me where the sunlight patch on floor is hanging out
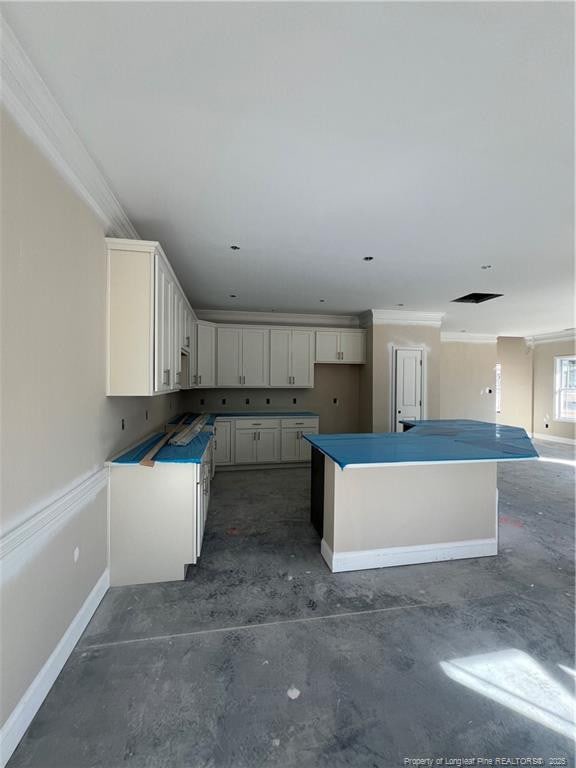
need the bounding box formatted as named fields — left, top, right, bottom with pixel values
left=440, top=649, right=575, bottom=739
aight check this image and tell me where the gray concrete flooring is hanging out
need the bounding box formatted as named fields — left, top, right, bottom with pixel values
left=9, top=442, right=575, bottom=767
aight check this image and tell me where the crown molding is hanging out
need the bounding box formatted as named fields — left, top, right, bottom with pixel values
left=0, top=15, right=138, bottom=238
left=367, top=309, right=445, bottom=328
left=525, top=329, right=576, bottom=346
left=195, top=309, right=361, bottom=328
left=441, top=332, right=497, bottom=344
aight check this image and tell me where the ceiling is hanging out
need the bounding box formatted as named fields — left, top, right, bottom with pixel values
left=3, top=2, right=574, bottom=335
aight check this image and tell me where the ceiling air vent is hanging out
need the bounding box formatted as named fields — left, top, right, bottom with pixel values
left=452, top=292, right=503, bottom=304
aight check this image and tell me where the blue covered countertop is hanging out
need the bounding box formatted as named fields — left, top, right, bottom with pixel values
left=113, top=411, right=319, bottom=465
left=303, top=419, right=539, bottom=469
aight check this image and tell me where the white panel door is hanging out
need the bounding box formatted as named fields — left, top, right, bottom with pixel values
left=270, top=329, right=291, bottom=386
left=235, top=429, right=257, bottom=463
left=394, top=348, right=423, bottom=431
left=255, top=428, right=281, bottom=462
left=214, top=421, right=232, bottom=465
left=281, top=428, right=300, bottom=461
left=217, top=327, right=242, bottom=386
left=196, top=323, right=216, bottom=387
left=315, top=331, right=340, bottom=362
left=242, top=328, right=270, bottom=387
left=291, top=330, right=314, bottom=386
left=340, top=331, right=366, bottom=363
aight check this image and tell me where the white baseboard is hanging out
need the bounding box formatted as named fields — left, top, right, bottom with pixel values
left=321, top=538, right=497, bottom=573
left=0, top=569, right=109, bottom=767
left=532, top=432, right=575, bottom=446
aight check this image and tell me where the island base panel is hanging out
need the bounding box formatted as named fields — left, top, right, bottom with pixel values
left=321, top=459, right=498, bottom=573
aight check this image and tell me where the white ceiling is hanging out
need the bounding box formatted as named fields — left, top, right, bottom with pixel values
left=3, top=2, right=574, bottom=336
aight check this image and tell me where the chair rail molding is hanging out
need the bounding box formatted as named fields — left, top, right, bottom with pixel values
left=0, top=14, right=138, bottom=239
left=0, top=466, right=109, bottom=578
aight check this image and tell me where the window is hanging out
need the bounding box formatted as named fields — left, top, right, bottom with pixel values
left=554, top=356, right=576, bottom=421
left=495, top=362, right=502, bottom=414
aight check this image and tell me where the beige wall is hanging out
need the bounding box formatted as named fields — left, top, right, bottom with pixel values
left=371, top=324, right=441, bottom=432
left=496, top=337, right=533, bottom=432
left=533, top=339, right=576, bottom=440
left=0, top=109, right=182, bottom=726
left=440, top=342, right=497, bottom=421
left=183, top=363, right=362, bottom=434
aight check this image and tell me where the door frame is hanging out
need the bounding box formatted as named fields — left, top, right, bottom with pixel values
left=390, top=345, right=427, bottom=431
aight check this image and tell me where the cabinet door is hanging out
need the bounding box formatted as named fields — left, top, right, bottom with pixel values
left=242, top=328, right=270, bottom=387
left=291, top=330, right=314, bottom=386
left=154, top=256, right=173, bottom=391
left=340, top=331, right=366, bottom=363
left=255, top=428, right=281, bottom=463
left=281, top=428, right=300, bottom=461
left=315, top=331, right=340, bottom=362
left=188, top=323, right=197, bottom=388
left=197, top=323, right=216, bottom=387
left=217, top=327, right=242, bottom=386
left=173, top=290, right=183, bottom=387
left=298, top=426, right=318, bottom=460
left=214, top=421, right=232, bottom=465
left=235, top=429, right=257, bottom=464
left=270, top=329, right=291, bottom=386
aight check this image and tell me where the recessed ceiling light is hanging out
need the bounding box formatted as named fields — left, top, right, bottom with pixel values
left=481, top=264, right=492, bottom=270
left=229, top=294, right=238, bottom=298
left=396, top=303, right=404, bottom=307
left=319, top=299, right=326, bottom=303
left=460, top=329, right=467, bottom=333
left=230, top=245, right=240, bottom=251
left=363, top=256, right=374, bottom=262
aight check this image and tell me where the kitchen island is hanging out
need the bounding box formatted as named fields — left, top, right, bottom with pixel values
left=305, top=420, right=538, bottom=573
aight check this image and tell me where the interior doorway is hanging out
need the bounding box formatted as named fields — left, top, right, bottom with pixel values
left=393, top=347, right=424, bottom=431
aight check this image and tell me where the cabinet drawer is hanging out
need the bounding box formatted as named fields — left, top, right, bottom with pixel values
left=235, top=418, right=281, bottom=429
left=281, top=418, right=318, bottom=429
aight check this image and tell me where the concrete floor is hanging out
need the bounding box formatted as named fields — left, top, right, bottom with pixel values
left=8, top=441, right=575, bottom=767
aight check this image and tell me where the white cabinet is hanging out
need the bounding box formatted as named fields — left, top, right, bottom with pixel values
left=270, top=329, right=314, bottom=387
left=196, top=322, right=216, bottom=387
left=243, top=328, right=270, bottom=386
left=315, top=330, right=366, bottom=363
left=214, top=420, right=232, bottom=465
left=235, top=428, right=258, bottom=464
left=234, top=420, right=281, bottom=463
left=154, top=253, right=174, bottom=392
left=217, top=327, right=270, bottom=387
left=107, top=238, right=196, bottom=396
left=196, top=451, right=211, bottom=556
left=280, top=418, right=319, bottom=461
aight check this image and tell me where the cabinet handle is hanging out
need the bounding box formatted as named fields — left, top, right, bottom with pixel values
left=243, top=375, right=246, bottom=385
left=163, top=369, right=170, bottom=385
left=185, top=336, right=190, bottom=347
left=258, top=431, right=261, bottom=441
left=198, top=374, right=202, bottom=385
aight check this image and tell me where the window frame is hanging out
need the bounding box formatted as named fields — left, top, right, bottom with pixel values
left=553, top=355, right=576, bottom=423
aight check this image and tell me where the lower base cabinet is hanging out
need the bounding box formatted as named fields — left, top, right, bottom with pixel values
left=216, top=415, right=319, bottom=467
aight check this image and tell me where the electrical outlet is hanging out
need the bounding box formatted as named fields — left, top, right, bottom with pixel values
left=221, top=398, right=227, bottom=405
left=266, top=398, right=271, bottom=405
left=245, top=398, right=250, bottom=405
left=200, top=399, right=205, bottom=405
left=292, top=398, right=297, bottom=404
left=333, top=398, right=339, bottom=405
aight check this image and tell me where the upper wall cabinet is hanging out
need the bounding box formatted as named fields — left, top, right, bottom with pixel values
left=315, top=330, right=367, bottom=364
left=270, top=329, right=315, bottom=387
left=196, top=322, right=216, bottom=387
left=217, top=327, right=270, bottom=387
left=106, top=238, right=196, bottom=396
